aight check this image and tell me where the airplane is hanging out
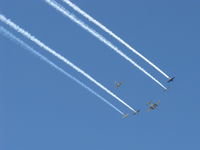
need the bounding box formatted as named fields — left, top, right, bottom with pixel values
left=115, top=81, right=122, bottom=88
left=147, top=100, right=160, bottom=111
left=167, top=77, right=175, bottom=83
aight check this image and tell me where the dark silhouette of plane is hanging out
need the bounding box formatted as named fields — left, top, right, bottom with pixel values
left=147, top=100, right=160, bottom=111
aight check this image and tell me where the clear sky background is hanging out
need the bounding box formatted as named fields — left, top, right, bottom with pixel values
left=1, top=0, right=200, bottom=149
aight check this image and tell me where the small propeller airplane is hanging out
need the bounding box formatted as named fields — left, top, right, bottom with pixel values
left=167, top=77, right=175, bottom=83
left=122, top=110, right=140, bottom=118
left=147, top=100, right=160, bottom=111
left=115, top=81, right=122, bottom=88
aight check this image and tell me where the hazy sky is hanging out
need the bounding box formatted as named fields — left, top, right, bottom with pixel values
left=1, top=0, right=200, bottom=149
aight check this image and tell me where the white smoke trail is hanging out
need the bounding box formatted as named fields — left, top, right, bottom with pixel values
left=45, top=0, right=167, bottom=90
left=62, top=0, right=170, bottom=79
left=0, top=14, right=138, bottom=113
left=0, top=26, right=125, bottom=115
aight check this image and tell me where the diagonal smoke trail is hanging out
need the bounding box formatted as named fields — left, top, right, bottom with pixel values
left=0, top=14, right=137, bottom=113
left=45, top=0, right=167, bottom=90
left=0, top=26, right=125, bottom=115
left=62, top=0, right=170, bottom=79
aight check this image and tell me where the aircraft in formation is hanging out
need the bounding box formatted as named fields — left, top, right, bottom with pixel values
left=146, top=100, right=160, bottom=111
left=115, top=77, right=174, bottom=118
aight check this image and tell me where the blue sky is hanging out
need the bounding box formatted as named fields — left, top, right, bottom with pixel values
left=1, top=0, right=200, bottom=149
